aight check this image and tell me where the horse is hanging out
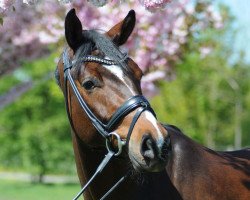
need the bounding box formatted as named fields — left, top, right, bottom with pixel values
left=55, top=9, right=250, bottom=200
left=55, top=9, right=180, bottom=200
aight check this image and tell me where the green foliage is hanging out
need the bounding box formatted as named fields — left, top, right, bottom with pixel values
left=0, top=53, right=75, bottom=177
left=151, top=8, right=250, bottom=149
left=0, top=17, right=3, bottom=26
left=0, top=74, right=21, bottom=95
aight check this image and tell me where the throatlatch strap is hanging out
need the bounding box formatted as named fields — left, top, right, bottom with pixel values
left=100, top=173, right=129, bottom=200
left=73, top=151, right=115, bottom=200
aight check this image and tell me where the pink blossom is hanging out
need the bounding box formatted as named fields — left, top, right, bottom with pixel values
left=88, top=0, right=108, bottom=7
left=0, top=0, right=225, bottom=97
left=0, top=0, right=15, bottom=10
left=142, top=71, right=166, bottom=82
left=57, top=0, right=72, bottom=3
left=211, top=11, right=223, bottom=29
left=141, top=81, right=159, bottom=97
left=199, top=46, right=213, bottom=58
left=23, top=0, right=40, bottom=5
left=139, top=0, right=172, bottom=12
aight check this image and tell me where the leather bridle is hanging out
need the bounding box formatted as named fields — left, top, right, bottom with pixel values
left=62, top=49, right=156, bottom=200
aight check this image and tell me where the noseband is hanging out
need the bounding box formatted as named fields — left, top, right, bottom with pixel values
left=63, top=49, right=156, bottom=200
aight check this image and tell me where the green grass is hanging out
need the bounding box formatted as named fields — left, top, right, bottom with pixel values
left=0, top=180, right=81, bottom=200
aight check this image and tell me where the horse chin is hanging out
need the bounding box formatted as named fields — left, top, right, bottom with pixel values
left=129, top=153, right=166, bottom=173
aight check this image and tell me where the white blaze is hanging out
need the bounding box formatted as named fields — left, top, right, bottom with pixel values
left=103, top=64, right=136, bottom=95
left=144, top=111, right=164, bottom=148
left=103, top=62, right=164, bottom=147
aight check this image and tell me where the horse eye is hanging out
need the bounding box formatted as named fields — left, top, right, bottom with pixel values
left=82, top=80, right=95, bottom=90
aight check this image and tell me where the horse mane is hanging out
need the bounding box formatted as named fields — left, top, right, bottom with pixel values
left=163, top=124, right=182, bottom=133
left=74, top=30, right=129, bottom=73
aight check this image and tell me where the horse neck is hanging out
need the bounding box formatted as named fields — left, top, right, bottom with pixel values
left=165, top=126, right=250, bottom=200
left=71, top=130, right=141, bottom=200
left=165, top=126, right=221, bottom=199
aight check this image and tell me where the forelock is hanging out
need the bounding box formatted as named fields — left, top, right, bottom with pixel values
left=74, top=30, right=129, bottom=72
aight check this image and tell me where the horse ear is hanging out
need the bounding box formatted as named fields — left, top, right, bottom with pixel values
left=65, top=9, right=84, bottom=52
left=107, top=10, right=136, bottom=46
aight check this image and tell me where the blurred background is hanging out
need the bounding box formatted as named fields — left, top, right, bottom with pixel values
left=0, top=0, right=249, bottom=199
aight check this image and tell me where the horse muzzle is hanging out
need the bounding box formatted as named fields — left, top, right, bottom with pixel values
left=129, top=134, right=170, bottom=172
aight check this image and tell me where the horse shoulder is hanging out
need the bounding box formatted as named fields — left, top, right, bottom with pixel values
left=164, top=124, right=250, bottom=200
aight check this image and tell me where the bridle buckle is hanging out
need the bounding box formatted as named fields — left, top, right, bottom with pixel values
left=106, top=132, right=126, bottom=156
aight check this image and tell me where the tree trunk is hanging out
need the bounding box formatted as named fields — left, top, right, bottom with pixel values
left=234, top=99, right=242, bottom=149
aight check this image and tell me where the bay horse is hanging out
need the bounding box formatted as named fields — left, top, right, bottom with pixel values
left=55, top=9, right=250, bottom=200
left=56, top=9, right=179, bottom=200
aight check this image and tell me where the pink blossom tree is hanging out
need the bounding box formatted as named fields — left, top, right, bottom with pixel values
left=0, top=0, right=223, bottom=96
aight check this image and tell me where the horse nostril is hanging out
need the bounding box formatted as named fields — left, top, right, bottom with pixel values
left=140, top=134, right=158, bottom=162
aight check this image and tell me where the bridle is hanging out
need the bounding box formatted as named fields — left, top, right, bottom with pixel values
left=63, top=49, right=156, bottom=200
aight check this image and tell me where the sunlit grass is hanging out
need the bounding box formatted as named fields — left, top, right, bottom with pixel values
left=0, top=180, right=81, bottom=200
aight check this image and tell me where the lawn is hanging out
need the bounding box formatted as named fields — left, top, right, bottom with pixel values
left=0, top=180, right=81, bottom=200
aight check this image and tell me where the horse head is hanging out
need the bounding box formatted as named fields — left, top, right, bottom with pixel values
left=55, top=9, right=170, bottom=173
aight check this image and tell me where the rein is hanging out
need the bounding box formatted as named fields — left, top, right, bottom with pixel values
left=63, top=49, right=156, bottom=200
